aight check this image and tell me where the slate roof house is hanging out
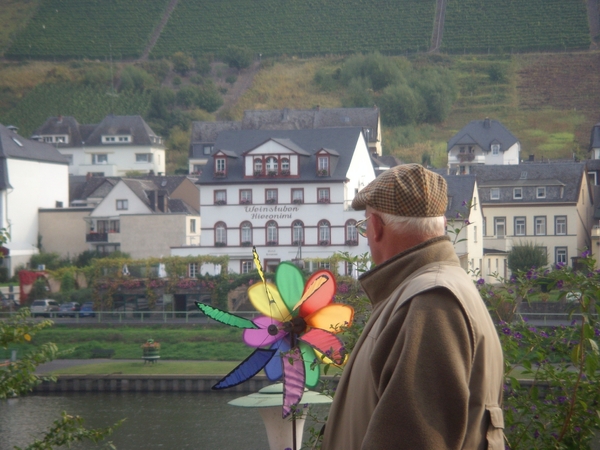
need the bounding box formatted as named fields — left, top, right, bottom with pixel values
left=33, top=115, right=165, bottom=176
left=188, top=107, right=382, bottom=174
left=443, top=174, right=484, bottom=279
left=39, top=175, right=200, bottom=259
left=0, top=124, right=69, bottom=275
left=447, top=118, right=520, bottom=174
left=174, top=127, right=376, bottom=275
left=470, top=162, right=593, bottom=279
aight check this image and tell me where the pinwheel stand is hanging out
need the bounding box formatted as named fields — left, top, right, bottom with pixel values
left=229, top=383, right=332, bottom=450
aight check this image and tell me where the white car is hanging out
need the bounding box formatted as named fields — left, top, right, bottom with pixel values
left=30, top=299, right=60, bottom=317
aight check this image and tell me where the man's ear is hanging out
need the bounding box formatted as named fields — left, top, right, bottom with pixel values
left=371, top=214, right=385, bottom=242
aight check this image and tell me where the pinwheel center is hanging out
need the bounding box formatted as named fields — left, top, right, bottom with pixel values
left=283, top=316, right=307, bottom=335
left=267, top=324, right=279, bottom=336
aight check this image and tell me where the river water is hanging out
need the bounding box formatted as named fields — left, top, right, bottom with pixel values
left=1, top=392, right=325, bottom=449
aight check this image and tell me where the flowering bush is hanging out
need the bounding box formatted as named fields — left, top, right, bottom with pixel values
left=477, top=253, right=600, bottom=449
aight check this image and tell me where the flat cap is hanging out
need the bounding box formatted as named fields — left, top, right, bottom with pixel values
left=352, top=164, right=447, bottom=217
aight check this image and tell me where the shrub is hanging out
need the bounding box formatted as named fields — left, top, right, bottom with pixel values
left=507, top=241, right=548, bottom=273
left=223, top=45, right=254, bottom=70
left=171, top=51, right=194, bottom=76
left=340, top=52, right=405, bottom=91
left=379, top=83, right=426, bottom=126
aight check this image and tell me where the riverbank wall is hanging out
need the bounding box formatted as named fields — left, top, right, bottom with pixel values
left=33, top=375, right=278, bottom=393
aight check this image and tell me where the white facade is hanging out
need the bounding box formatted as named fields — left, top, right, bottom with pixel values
left=448, top=141, right=520, bottom=174
left=173, top=128, right=376, bottom=275
left=61, top=144, right=165, bottom=177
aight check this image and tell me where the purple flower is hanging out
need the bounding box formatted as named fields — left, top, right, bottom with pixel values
left=507, top=289, right=514, bottom=294
left=581, top=250, right=591, bottom=258
left=534, top=430, right=540, bottom=439
left=502, top=327, right=512, bottom=335
left=464, top=219, right=471, bottom=225
left=477, top=278, right=485, bottom=285
left=556, top=280, right=563, bottom=288
left=513, top=332, right=522, bottom=340
left=455, top=212, right=461, bottom=219
left=461, top=200, right=467, bottom=206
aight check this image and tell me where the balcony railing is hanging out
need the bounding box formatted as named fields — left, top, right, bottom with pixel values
left=86, top=232, right=108, bottom=242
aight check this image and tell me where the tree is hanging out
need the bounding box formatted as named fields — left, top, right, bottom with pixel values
left=378, top=83, right=426, bottom=126
left=340, top=52, right=405, bottom=91
left=171, top=51, right=194, bottom=76
left=223, top=45, right=254, bottom=70
left=507, top=241, right=548, bottom=273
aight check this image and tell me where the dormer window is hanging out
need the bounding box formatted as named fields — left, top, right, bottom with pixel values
left=536, top=187, right=546, bottom=199
left=215, top=157, right=226, bottom=176
left=41, top=135, right=69, bottom=144
left=459, top=146, right=466, bottom=153
left=281, top=158, right=290, bottom=174
left=266, top=157, right=278, bottom=175
left=254, top=158, right=263, bottom=175
left=203, top=145, right=214, bottom=155
left=317, top=156, right=329, bottom=176
left=491, top=144, right=500, bottom=155
left=102, top=135, right=131, bottom=144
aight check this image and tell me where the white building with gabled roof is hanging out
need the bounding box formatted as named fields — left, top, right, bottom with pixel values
left=174, top=127, right=376, bottom=275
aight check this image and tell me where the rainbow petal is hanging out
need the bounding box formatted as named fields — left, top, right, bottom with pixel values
left=305, top=304, right=354, bottom=333
left=213, top=348, right=276, bottom=389
left=299, top=341, right=320, bottom=388
left=282, top=345, right=305, bottom=418
left=294, top=270, right=336, bottom=317
left=300, top=328, right=346, bottom=365
left=275, top=262, right=305, bottom=311
left=243, top=316, right=285, bottom=348
left=265, top=338, right=290, bottom=381
left=248, top=282, right=291, bottom=322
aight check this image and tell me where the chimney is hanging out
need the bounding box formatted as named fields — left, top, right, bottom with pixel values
left=529, top=155, right=535, bottom=162
left=483, top=118, right=491, bottom=129
left=148, top=190, right=156, bottom=211
left=57, top=115, right=63, bottom=123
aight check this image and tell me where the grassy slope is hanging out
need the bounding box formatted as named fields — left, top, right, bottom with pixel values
left=0, top=0, right=39, bottom=57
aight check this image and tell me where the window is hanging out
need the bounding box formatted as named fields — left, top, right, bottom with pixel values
left=240, top=189, right=252, bottom=204
left=203, top=145, right=214, bottom=155
left=241, top=260, right=254, bottom=274
left=291, top=189, right=304, bottom=204
left=92, top=154, right=108, bottom=164
left=266, top=157, right=278, bottom=175
left=494, top=217, right=505, bottom=237
left=536, top=187, right=546, bottom=199
left=265, top=189, right=277, bottom=204
left=514, top=217, right=526, bottom=236
left=116, top=199, right=128, bottom=210
left=317, top=188, right=330, bottom=203
left=214, top=190, right=227, bottom=205
left=215, top=222, right=227, bottom=246
left=44, top=136, right=53, bottom=143
left=189, top=263, right=198, bottom=278
left=254, top=158, right=263, bottom=175
left=192, top=164, right=203, bottom=174
left=556, top=247, right=567, bottom=265
left=118, top=136, right=131, bottom=143
left=281, top=158, right=290, bottom=173
left=513, top=188, right=522, bottom=200
left=190, top=219, right=196, bottom=233
left=136, top=153, right=153, bottom=162
left=266, top=221, right=278, bottom=245
left=292, top=220, right=304, bottom=245
left=473, top=197, right=477, bottom=211
left=491, top=144, right=500, bottom=155
left=102, top=136, right=116, bottom=143
left=216, top=158, right=226, bottom=173
left=474, top=226, right=477, bottom=243
left=96, top=220, right=108, bottom=233
left=318, top=156, right=329, bottom=175
left=490, top=188, right=500, bottom=200
left=319, top=220, right=331, bottom=245
left=459, top=146, right=466, bottom=153
left=109, top=220, right=120, bottom=233
left=555, top=216, right=567, bottom=235
left=535, top=216, right=546, bottom=235
left=240, top=221, right=252, bottom=245
left=483, top=217, right=486, bottom=236
left=319, top=261, right=330, bottom=270
left=346, top=220, right=358, bottom=245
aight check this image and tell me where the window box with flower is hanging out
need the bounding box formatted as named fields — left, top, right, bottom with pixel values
left=215, top=200, right=227, bottom=205
left=317, top=198, right=330, bottom=204
left=319, top=240, right=330, bottom=246
left=292, top=198, right=303, bottom=204
left=267, top=241, right=278, bottom=246
left=346, top=239, right=358, bottom=246
left=268, top=171, right=277, bottom=177
left=214, top=171, right=226, bottom=178
left=241, top=241, right=252, bottom=247
left=266, top=198, right=276, bottom=204
left=281, top=170, right=290, bottom=176
left=240, top=199, right=251, bottom=205
left=254, top=170, right=262, bottom=177
left=215, top=241, right=227, bottom=247
left=318, top=169, right=329, bottom=176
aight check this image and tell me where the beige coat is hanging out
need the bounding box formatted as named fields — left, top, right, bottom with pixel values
left=322, top=237, right=504, bottom=449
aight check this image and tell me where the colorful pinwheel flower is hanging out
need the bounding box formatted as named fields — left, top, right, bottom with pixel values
left=196, top=254, right=354, bottom=417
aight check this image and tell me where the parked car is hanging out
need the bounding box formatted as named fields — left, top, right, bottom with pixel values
left=58, top=301, right=80, bottom=317
left=30, top=299, right=60, bottom=317
left=79, top=302, right=95, bottom=318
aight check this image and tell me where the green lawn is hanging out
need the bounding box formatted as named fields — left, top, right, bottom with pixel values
left=48, top=360, right=240, bottom=376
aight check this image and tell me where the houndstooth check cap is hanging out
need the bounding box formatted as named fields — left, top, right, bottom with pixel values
left=352, top=164, right=447, bottom=217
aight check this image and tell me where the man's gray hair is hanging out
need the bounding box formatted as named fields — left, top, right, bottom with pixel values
left=377, top=211, right=446, bottom=239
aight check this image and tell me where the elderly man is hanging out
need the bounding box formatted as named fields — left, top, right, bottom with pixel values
left=321, top=164, right=504, bottom=450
